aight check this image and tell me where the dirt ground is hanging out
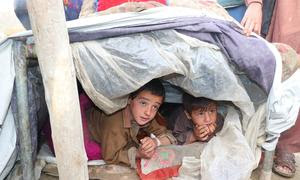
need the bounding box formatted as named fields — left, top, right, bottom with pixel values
left=39, top=153, right=300, bottom=180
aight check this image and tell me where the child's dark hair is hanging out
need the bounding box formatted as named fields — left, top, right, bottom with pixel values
left=130, top=79, right=165, bottom=99
left=182, top=93, right=217, bottom=114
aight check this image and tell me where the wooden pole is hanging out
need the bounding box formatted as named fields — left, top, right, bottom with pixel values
left=259, top=150, right=275, bottom=180
left=13, top=41, right=34, bottom=180
left=26, top=1, right=88, bottom=179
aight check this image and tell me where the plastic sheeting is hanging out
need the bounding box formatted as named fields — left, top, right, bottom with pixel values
left=0, top=107, right=17, bottom=179
left=72, top=30, right=254, bottom=117
left=201, top=107, right=255, bottom=180
left=69, top=6, right=299, bottom=151
left=0, top=39, right=15, bottom=126
left=0, top=39, right=17, bottom=178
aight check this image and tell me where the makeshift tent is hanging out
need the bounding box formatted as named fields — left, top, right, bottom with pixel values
left=1, top=3, right=299, bottom=180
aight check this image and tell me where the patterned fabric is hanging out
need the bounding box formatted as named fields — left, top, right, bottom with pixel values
left=274, top=43, right=300, bottom=82
left=136, top=159, right=180, bottom=180
left=64, top=0, right=83, bottom=20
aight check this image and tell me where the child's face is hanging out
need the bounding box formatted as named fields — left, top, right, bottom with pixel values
left=188, top=104, right=217, bottom=126
left=129, top=90, right=163, bottom=125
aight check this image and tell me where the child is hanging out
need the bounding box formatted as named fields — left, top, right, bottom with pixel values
left=172, top=93, right=224, bottom=145
left=87, top=79, right=177, bottom=168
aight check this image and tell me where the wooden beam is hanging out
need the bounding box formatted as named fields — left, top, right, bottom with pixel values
left=259, top=150, right=275, bottom=180
left=26, top=1, right=88, bottom=179
left=13, top=40, right=34, bottom=180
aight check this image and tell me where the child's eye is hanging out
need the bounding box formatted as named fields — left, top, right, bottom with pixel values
left=139, top=101, right=147, bottom=106
left=198, top=112, right=204, bottom=116
left=208, top=109, right=216, bottom=115
left=152, top=105, right=159, bottom=111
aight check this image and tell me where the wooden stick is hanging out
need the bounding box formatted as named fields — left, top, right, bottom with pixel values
left=26, top=1, right=88, bottom=179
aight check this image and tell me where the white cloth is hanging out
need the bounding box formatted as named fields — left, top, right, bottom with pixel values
left=264, top=69, right=300, bottom=151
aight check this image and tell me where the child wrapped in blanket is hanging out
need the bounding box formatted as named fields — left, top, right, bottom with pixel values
left=172, top=93, right=224, bottom=145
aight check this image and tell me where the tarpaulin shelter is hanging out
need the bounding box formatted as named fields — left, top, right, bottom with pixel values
left=1, top=2, right=300, bottom=180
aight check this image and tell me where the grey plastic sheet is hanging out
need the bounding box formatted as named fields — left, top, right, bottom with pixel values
left=72, top=30, right=255, bottom=117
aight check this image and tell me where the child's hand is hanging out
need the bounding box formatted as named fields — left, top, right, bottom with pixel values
left=207, top=123, right=217, bottom=134
left=193, top=124, right=210, bottom=141
left=141, top=137, right=157, bottom=152
left=137, top=148, right=155, bottom=159
left=138, top=137, right=157, bottom=159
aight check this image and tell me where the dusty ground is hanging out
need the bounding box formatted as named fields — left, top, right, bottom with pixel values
left=40, top=153, right=300, bottom=180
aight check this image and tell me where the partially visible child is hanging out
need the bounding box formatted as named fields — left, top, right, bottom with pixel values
left=87, top=79, right=177, bottom=168
left=172, top=93, right=224, bottom=145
